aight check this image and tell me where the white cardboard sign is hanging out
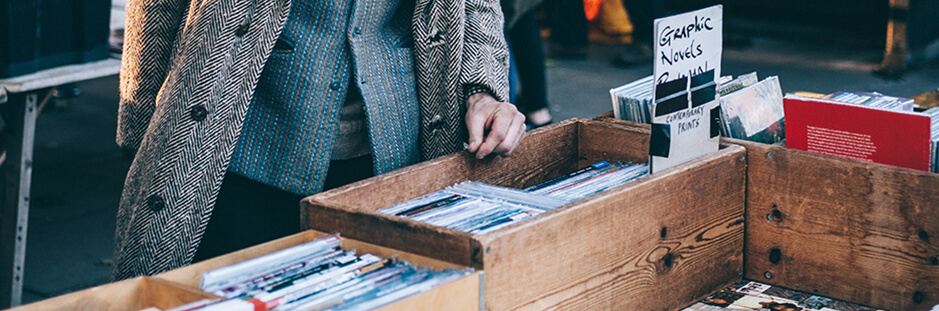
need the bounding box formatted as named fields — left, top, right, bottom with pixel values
left=650, top=5, right=723, bottom=173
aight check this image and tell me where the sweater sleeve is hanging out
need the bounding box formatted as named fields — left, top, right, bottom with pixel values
left=115, top=0, right=189, bottom=152
left=460, top=0, right=510, bottom=103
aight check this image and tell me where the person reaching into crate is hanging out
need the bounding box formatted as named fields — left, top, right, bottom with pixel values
left=111, top=0, right=525, bottom=280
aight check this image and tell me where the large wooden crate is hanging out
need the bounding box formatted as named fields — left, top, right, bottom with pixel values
left=595, top=112, right=939, bottom=310
left=732, top=138, right=939, bottom=311
left=9, top=277, right=218, bottom=311
left=157, top=230, right=483, bottom=311
left=302, top=118, right=748, bottom=311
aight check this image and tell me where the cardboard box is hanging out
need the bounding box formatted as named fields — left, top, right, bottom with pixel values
left=157, top=230, right=483, bottom=311
left=303, top=118, right=748, bottom=310
left=596, top=111, right=939, bottom=310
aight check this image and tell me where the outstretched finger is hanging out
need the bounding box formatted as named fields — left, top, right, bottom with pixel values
left=465, top=111, right=489, bottom=153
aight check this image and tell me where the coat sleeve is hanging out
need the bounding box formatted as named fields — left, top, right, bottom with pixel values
left=116, top=0, right=190, bottom=152
left=461, top=0, right=510, bottom=102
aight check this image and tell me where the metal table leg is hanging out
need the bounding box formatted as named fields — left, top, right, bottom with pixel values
left=0, top=91, right=40, bottom=308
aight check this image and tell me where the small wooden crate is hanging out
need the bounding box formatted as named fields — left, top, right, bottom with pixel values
left=156, top=230, right=483, bottom=311
left=595, top=112, right=939, bottom=310
left=9, top=277, right=218, bottom=311
left=302, top=118, right=748, bottom=310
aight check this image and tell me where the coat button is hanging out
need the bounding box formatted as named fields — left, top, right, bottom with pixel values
left=190, top=105, right=208, bottom=121
left=235, top=23, right=250, bottom=37
left=352, top=28, right=362, bottom=37
left=147, top=195, right=166, bottom=212
left=329, top=82, right=342, bottom=90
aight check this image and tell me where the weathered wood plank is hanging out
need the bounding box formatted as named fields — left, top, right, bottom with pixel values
left=376, top=271, right=481, bottom=311
left=158, top=230, right=469, bottom=286
left=577, top=120, right=651, bottom=167
left=302, top=200, right=481, bottom=268
left=741, top=141, right=939, bottom=310
left=8, top=277, right=217, bottom=311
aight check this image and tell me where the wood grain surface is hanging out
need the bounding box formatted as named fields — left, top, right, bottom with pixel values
left=734, top=138, right=939, bottom=311
left=9, top=277, right=217, bottom=311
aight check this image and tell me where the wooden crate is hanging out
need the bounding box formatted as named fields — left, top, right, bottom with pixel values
left=302, top=118, right=748, bottom=311
left=9, top=277, right=218, bottom=311
left=157, top=230, right=483, bottom=311
left=732, top=137, right=939, bottom=311
left=595, top=112, right=939, bottom=310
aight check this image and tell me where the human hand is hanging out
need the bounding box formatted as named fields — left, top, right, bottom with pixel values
left=465, top=93, right=527, bottom=159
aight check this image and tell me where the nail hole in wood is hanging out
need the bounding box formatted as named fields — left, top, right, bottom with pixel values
left=930, top=256, right=938, bottom=266
left=918, top=230, right=929, bottom=241
left=912, top=291, right=924, bottom=304
left=660, top=227, right=668, bottom=239
left=769, top=248, right=782, bottom=264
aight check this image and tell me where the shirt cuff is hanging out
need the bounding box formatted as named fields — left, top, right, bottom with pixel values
left=464, top=84, right=495, bottom=100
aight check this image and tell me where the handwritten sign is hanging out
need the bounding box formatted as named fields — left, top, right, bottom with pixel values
left=650, top=5, right=722, bottom=173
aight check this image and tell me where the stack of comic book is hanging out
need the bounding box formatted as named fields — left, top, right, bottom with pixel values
left=718, top=72, right=785, bottom=144
left=609, top=75, right=655, bottom=123
left=167, top=234, right=472, bottom=311
left=926, top=107, right=939, bottom=173
left=609, top=73, right=787, bottom=144
left=379, top=161, right=649, bottom=234
left=825, top=90, right=916, bottom=112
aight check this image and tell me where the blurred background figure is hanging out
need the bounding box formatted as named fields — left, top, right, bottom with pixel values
left=541, top=0, right=589, bottom=59
left=503, top=0, right=554, bottom=128
left=610, top=0, right=664, bottom=68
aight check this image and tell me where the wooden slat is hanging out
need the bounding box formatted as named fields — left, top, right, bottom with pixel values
left=577, top=119, right=651, bottom=167
left=9, top=277, right=217, bottom=311
left=741, top=141, right=939, bottom=310
left=477, top=144, right=746, bottom=311
left=157, top=230, right=467, bottom=287
left=303, top=199, right=481, bottom=268
left=376, top=271, right=481, bottom=311
left=0, top=59, right=121, bottom=94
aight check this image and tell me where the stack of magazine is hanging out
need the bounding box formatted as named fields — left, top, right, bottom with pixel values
left=609, top=75, right=654, bottom=123
left=166, top=234, right=472, bottom=311
left=718, top=73, right=785, bottom=144
left=379, top=161, right=649, bottom=234
left=608, top=73, right=786, bottom=144
left=825, top=90, right=916, bottom=111
left=926, top=107, right=939, bottom=173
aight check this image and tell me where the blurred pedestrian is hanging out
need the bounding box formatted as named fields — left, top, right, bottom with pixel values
left=503, top=0, right=553, bottom=128
left=612, top=0, right=664, bottom=67
left=543, top=0, right=589, bottom=59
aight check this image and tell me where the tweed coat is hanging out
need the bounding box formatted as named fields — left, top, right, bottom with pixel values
left=112, top=0, right=509, bottom=280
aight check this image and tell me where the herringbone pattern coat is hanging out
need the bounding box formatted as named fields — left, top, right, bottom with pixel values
left=112, top=0, right=508, bottom=280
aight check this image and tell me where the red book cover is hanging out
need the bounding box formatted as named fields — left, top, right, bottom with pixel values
left=784, top=95, right=932, bottom=171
